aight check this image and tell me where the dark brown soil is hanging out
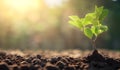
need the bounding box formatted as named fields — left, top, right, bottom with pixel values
left=0, top=50, right=119, bottom=70
left=83, top=50, right=120, bottom=70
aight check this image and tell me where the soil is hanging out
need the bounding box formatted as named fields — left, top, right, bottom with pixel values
left=0, top=50, right=119, bottom=70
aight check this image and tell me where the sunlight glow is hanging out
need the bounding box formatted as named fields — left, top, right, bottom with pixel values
left=3, top=0, right=39, bottom=13
left=44, top=0, right=64, bottom=7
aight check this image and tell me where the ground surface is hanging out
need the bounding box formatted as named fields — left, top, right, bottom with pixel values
left=0, top=49, right=120, bottom=70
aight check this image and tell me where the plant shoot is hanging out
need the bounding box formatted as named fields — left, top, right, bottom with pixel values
left=69, top=6, right=109, bottom=50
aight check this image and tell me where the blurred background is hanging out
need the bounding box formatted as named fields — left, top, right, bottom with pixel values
left=0, top=0, right=120, bottom=50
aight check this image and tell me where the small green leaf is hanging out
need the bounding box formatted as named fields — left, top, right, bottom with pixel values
left=84, top=13, right=95, bottom=25
left=99, top=9, right=109, bottom=21
left=91, top=26, right=96, bottom=36
left=99, top=25, right=108, bottom=32
left=95, top=6, right=103, bottom=14
left=69, top=16, right=84, bottom=30
left=69, top=20, right=82, bottom=30
left=69, top=16, right=80, bottom=21
left=84, top=27, right=93, bottom=39
left=69, top=20, right=79, bottom=27
left=91, top=25, right=108, bottom=36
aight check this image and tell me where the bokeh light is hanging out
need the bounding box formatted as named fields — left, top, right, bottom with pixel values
left=44, top=0, right=64, bottom=7
left=3, top=0, right=39, bottom=13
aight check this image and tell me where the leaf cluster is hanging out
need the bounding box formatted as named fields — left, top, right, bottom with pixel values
left=69, top=6, right=109, bottom=39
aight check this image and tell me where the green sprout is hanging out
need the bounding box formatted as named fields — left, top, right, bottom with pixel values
left=69, top=6, right=109, bottom=50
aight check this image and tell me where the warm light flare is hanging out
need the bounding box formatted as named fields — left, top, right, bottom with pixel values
left=44, top=0, right=64, bottom=7
left=3, top=0, right=39, bottom=13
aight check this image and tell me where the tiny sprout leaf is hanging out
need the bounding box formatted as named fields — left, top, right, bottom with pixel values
left=91, top=25, right=108, bottom=36
left=84, top=13, right=95, bottom=25
left=69, top=6, right=109, bottom=40
left=84, top=27, right=93, bottom=39
left=99, top=25, right=108, bottom=32
left=99, top=9, right=109, bottom=21
left=91, top=25, right=101, bottom=36
left=95, top=6, right=103, bottom=16
left=69, top=20, right=80, bottom=28
left=69, top=16, right=84, bottom=30
left=69, top=16, right=80, bottom=21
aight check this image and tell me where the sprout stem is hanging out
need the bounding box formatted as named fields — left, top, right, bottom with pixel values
left=92, top=37, right=97, bottom=50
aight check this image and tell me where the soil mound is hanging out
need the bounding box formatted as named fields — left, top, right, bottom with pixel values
left=83, top=50, right=120, bottom=70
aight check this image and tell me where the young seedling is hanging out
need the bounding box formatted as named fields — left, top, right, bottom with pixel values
left=69, top=6, right=109, bottom=50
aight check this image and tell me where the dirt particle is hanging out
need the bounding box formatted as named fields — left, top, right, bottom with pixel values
left=56, top=61, right=66, bottom=69
left=46, top=65, right=59, bottom=70
left=0, top=62, right=9, bottom=70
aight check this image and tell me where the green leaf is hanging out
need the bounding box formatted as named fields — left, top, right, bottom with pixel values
left=91, top=25, right=108, bottom=36
left=84, top=27, right=93, bottom=39
left=91, top=25, right=101, bottom=36
left=91, top=26, right=96, bottom=36
left=69, top=16, right=80, bottom=21
left=69, top=16, right=84, bottom=30
left=99, top=9, right=109, bottom=21
left=95, top=6, right=103, bottom=15
left=84, top=13, right=95, bottom=25
left=99, top=25, right=108, bottom=32
left=69, top=20, right=82, bottom=30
